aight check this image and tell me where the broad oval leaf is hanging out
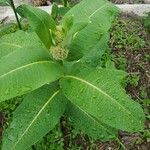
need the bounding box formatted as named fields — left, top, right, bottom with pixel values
left=0, top=30, right=45, bottom=59
left=0, top=46, right=63, bottom=102
left=2, top=83, right=66, bottom=150
left=17, top=4, right=56, bottom=49
left=66, top=101, right=117, bottom=141
left=62, top=0, right=119, bottom=60
left=60, top=68, right=145, bottom=132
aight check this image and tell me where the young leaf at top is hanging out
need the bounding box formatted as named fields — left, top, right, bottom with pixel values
left=63, top=21, right=89, bottom=60
left=66, top=101, right=117, bottom=141
left=80, top=33, right=109, bottom=67
left=0, top=44, right=63, bottom=102
left=58, top=7, right=70, bottom=17
left=62, top=15, right=73, bottom=35
left=2, top=83, right=67, bottom=150
left=17, top=5, right=56, bottom=49
left=51, top=3, right=59, bottom=20
left=62, top=0, right=119, bottom=60
left=60, top=67, right=145, bottom=132
left=0, top=30, right=45, bottom=59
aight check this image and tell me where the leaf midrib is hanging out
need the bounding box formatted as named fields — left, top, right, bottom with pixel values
left=12, top=90, right=60, bottom=150
left=89, top=3, right=108, bottom=19
left=0, top=42, right=22, bottom=48
left=63, top=75, right=134, bottom=118
left=0, top=60, right=51, bottom=79
left=70, top=3, right=108, bottom=23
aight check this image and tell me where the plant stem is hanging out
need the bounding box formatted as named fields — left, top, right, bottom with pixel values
left=9, top=0, right=22, bottom=30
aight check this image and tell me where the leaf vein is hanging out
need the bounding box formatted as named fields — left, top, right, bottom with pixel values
left=0, top=42, right=22, bottom=48
left=12, top=90, right=60, bottom=150
left=64, top=75, right=132, bottom=116
left=0, top=60, right=51, bottom=79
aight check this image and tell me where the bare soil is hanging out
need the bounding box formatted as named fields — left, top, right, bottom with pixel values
left=110, top=0, right=145, bottom=4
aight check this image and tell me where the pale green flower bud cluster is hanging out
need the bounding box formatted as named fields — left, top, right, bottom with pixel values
left=50, top=27, right=68, bottom=60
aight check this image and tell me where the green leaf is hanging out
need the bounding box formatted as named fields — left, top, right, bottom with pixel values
left=0, top=0, right=9, bottom=6
left=62, top=15, right=73, bottom=35
left=66, top=101, right=117, bottom=141
left=0, top=45, right=63, bottom=102
left=51, top=3, right=59, bottom=19
left=62, top=0, right=119, bottom=60
left=80, top=33, right=109, bottom=67
left=63, top=21, right=89, bottom=60
left=17, top=5, right=56, bottom=49
left=2, top=83, right=66, bottom=150
left=0, top=30, right=45, bottom=59
left=63, top=61, right=126, bottom=81
left=60, top=67, right=145, bottom=132
left=58, top=7, right=70, bottom=17
left=51, top=3, right=70, bottom=20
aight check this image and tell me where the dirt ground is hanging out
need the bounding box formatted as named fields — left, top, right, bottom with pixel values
left=32, top=0, right=147, bottom=6
left=109, top=14, right=150, bottom=150
left=110, top=0, right=145, bottom=4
